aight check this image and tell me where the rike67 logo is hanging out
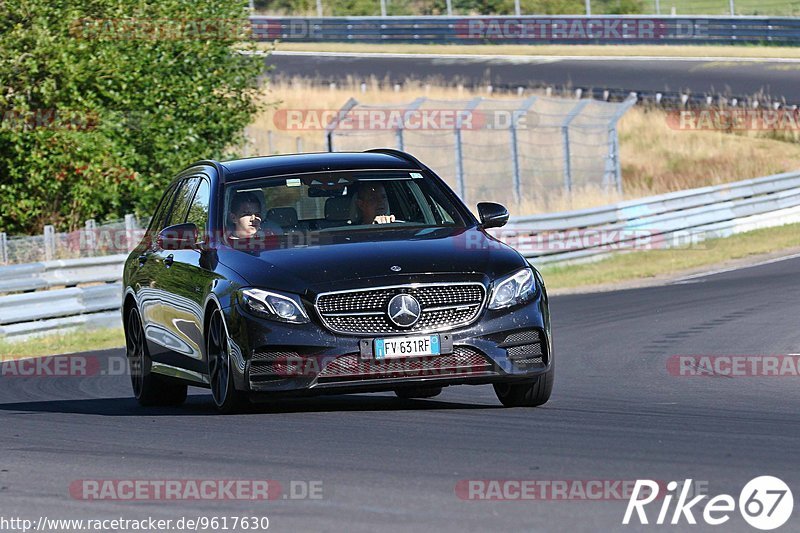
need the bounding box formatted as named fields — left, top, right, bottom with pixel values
left=623, top=476, right=793, bottom=530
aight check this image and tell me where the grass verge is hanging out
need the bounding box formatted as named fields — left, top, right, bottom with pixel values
left=540, top=222, right=800, bottom=290
left=271, top=42, right=800, bottom=59
left=0, top=328, right=124, bottom=359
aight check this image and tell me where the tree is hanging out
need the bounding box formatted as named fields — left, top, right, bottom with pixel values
left=0, top=0, right=265, bottom=234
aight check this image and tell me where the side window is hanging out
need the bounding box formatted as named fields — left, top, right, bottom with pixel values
left=186, top=178, right=210, bottom=236
left=165, top=177, right=200, bottom=228
left=147, top=182, right=178, bottom=237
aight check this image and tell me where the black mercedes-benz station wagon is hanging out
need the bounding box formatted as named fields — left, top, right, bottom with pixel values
left=122, top=149, right=553, bottom=412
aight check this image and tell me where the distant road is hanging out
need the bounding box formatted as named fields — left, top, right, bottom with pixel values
left=268, top=51, right=800, bottom=103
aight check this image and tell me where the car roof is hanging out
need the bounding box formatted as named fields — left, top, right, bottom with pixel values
left=218, top=151, right=421, bottom=182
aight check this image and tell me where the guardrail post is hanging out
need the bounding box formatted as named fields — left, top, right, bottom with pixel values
left=561, top=99, right=591, bottom=195
left=326, top=97, right=359, bottom=152
left=43, top=225, right=55, bottom=261
left=85, top=219, right=97, bottom=256
left=0, top=232, right=7, bottom=265
left=510, top=96, right=538, bottom=205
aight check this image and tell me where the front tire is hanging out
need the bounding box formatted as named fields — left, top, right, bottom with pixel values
left=125, top=307, right=187, bottom=406
left=493, top=367, right=554, bottom=407
left=206, top=308, right=248, bottom=414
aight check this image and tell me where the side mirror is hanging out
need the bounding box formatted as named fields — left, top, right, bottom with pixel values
left=477, top=202, right=509, bottom=229
left=158, top=223, right=199, bottom=251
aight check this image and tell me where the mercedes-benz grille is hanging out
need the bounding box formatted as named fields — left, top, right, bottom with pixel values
left=315, top=283, right=486, bottom=335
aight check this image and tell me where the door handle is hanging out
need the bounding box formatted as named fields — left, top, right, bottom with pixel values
left=164, top=254, right=174, bottom=267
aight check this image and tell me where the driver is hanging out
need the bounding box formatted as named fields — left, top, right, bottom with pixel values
left=227, top=192, right=262, bottom=239
left=355, top=183, right=395, bottom=224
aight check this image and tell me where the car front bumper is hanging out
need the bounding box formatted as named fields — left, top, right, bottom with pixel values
left=224, top=289, right=552, bottom=395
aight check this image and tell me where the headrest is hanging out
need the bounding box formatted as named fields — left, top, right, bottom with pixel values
left=265, top=207, right=298, bottom=227
left=325, top=195, right=352, bottom=221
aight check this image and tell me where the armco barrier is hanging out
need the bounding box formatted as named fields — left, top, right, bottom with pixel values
left=250, top=16, right=800, bottom=45
left=1, top=169, right=799, bottom=338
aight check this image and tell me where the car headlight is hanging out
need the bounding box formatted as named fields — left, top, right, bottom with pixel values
left=488, top=268, right=536, bottom=310
left=241, top=288, right=310, bottom=324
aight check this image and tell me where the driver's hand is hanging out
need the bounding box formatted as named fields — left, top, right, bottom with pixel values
left=373, top=215, right=396, bottom=224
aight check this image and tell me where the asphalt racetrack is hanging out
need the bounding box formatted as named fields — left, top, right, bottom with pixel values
left=268, top=51, right=800, bottom=103
left=2, top=256, right=799, bottom=532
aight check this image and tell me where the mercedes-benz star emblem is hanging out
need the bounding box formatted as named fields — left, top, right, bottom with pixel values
left=390, top=265, right=402, bottom=272
left=387, top=294, right=421, bottom=327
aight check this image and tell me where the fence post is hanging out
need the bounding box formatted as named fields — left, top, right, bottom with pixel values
left=316, top=0, right=323, bottom=16
left=124, top=214, right=136, bottom=252
left=326, top=97, right=359, bottom=152
left=0, top=232, right=7, bottom=265
left=515, top=0, right=521, bottom=16
left=85, top=219, right=97, bottom=256
left=729, top=0, right=735, bottom=15
left=446, top=0, right=452, bottom=15
left=43, top=225, right=55, bottom=261
left=585, top=0, right=591, bottom=15
left=380, top=0, right=386, bottom=17
left=655, top=0, right=660, bottom=15
left=605, top=93, right=638, bottom=194
left=561, top=99, right=591, bottom=195
left=453, top=98, right=483, bottom=204
left=396, top=97, right=426, bottom=152
left=510, top=96, right=538, bottom=205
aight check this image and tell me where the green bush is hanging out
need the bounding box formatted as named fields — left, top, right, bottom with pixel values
left=0, top=0, right=264, bottom=234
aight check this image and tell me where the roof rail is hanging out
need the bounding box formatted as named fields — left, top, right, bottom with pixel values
left=364, top=148, right=424, bottom=169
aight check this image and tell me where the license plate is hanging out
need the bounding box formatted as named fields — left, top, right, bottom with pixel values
left=374, top=335, right=440, bottom=360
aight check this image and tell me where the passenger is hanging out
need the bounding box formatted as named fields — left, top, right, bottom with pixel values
left=354, top=183, right=395, bottom=224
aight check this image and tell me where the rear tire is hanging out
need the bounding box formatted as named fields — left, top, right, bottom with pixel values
left=207, top=308, right=249, bottom=414
left=493, top=367, right=554, bottom=407
left=125, top=307, right=187, bottom=407
left=394, top=386, right=443, bottom=399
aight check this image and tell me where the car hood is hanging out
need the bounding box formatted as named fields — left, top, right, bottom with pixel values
left=216, top=226, right=527, bottom=296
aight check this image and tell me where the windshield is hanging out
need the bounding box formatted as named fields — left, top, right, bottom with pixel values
left=223, top=170, right=469, bottom=243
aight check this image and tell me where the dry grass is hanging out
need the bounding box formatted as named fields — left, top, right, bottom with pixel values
left=248, top=79, right=800, bottom=214
left=271, top=42, right=800, bottom=59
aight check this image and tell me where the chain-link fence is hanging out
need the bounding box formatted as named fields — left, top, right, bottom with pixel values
left=0, top=215, right=150, bottom=266
left=277, top=95, right=637, bottom=209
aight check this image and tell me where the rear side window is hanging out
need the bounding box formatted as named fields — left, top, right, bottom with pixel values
left=146, top=182, right=178, bottom=237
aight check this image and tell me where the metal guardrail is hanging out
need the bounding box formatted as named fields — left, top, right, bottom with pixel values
left=250, top=16, right=800, bottom=45
left=500, top=170, right=800, bottom=264
left=1, top=169, right=799, bottom=338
